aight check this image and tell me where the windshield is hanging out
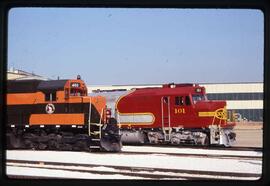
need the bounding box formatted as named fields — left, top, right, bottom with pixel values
left=70, top=88, right=85, bottom=96
left=192, top=94, right=206, bottom=103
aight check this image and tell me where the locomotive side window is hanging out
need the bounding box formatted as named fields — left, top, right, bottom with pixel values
left=175, top=96, right=184, bottom=106
left=175, top=96, right=191, bottom=106
left=45, top=92, right=56, bottom=101
left=185, top=96, right=191, bottom=105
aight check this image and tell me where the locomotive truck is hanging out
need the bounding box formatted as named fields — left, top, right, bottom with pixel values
left=93, top=83, right=236, bottom=147
left=6, top=76, right=122, bottom=152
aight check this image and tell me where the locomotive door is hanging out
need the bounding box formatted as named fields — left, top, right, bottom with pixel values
left=161, top=96, right=172, bottom=141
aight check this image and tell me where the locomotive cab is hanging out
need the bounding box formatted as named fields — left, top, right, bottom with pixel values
left=64, top=78, right=88, bottom=99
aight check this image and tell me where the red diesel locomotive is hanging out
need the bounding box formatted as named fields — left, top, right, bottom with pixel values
left=6, top=76, right=122, bottom=152
left=95, top=83, right=236, bottom=147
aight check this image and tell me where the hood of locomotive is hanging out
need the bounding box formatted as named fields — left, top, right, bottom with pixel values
left=195, top=100, right=235, bottom=128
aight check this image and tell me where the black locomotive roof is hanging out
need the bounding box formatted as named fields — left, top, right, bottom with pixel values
left=7, top=79, right=68, bottom=93
left=37, top=80, right=67, bottom=92
left=7, top=79, right=43, bottom=93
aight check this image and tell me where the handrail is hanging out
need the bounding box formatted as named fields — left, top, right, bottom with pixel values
left=88, top=97, right=92, bottom=136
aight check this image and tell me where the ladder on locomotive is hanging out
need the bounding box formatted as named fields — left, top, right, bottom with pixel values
left=161, top=96, right=172, bottom=142
left=88, top=98, right=103, bottom=150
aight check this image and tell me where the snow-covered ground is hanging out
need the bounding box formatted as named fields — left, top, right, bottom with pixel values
left=5, top=148, right=262, bottom=179
left=7, top=166, right=149, bottom=179
left=122, top=146, right=262, bottom=157
left=6, top=163, right=259, bottom=180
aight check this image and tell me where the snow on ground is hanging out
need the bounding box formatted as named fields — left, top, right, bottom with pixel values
left=7, top=166, right=149, bottom=179
left=122, top=146, right=262, bottom=157
left=6, top=150, right=262, bottom=175
left=6, top=163, right=259, bottom=180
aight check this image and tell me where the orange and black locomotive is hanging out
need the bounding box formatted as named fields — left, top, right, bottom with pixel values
left=6, top=76, right=122, bottom=152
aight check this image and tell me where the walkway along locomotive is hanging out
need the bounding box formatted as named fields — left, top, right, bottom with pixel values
left=93, top=83, right=236, bottom=147
left=6, top=76, right=122, bottom=152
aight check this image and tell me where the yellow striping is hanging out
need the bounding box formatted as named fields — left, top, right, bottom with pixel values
left=117, top=122, right=153, bottom=126
left=198, top=112, right=216, bottom=117
left=198, top=108, right=227, bottom=120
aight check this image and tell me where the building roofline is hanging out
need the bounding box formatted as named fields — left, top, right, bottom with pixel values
left=199, top=82, right=263, bottom=85
left=88, top=81, right=263, bottom=87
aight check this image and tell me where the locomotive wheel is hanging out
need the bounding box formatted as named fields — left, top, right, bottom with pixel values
left=9, top=134, right=23, bottom=149
left=38, top=143, right=47, bottom=150
left=24, top=139, right=38, bottom=150
left=48, top=140, right=59, bottom=150
left=73, top=140, right=89, bottom=151
left=59, top=143, right=73, bottom=151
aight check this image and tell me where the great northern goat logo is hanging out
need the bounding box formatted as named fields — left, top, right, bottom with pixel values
left=45, top=103, right=55, bottom=114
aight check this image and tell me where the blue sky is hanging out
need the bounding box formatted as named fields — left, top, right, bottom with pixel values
left=8, top=8, right=264, bottom=85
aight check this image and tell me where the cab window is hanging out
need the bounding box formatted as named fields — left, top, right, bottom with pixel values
left=70, top=88, right=83, bottom=96
left=175, top=96, right=184, bottom=106
left=192, top=94, right=206, bottom=104
left=175, top=96, right=191, bottom=106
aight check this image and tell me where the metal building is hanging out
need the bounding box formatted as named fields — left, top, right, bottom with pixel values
left=7, top=67, right=49, bottom=80
left=201, top=83, right=263, bottom=121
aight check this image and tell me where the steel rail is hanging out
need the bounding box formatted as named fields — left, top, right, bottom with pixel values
left=127, top=144, right=262, bottom=152
left=6, top=159, right=261, bottom=180
left=116, top=150, right=262, bottom=160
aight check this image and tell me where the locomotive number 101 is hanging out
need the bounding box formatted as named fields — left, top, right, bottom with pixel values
left=174, top=108, right=186, bottom=114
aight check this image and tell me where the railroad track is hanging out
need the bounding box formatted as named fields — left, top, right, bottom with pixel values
left=5, top=147, right=262, bottom=180
left=128, top=144, right=262, bottom=152
left=120, top=145, right=262, bottom=160
left=6, top=159, right=261, bottom=180
left=117, top=151, right=261, bottom=160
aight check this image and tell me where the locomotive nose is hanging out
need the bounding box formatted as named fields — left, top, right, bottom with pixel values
left=214, top=107, right=227, bottom=120
left=198, top=101, right=227, bottom=120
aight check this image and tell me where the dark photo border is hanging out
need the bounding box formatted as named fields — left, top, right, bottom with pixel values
left=0, top=0, right=269, bottom=186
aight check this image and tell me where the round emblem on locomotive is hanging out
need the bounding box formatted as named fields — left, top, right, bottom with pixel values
left=215, top=108, right=227, bottom=120
left=45, top=103, right=55, bottom=114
